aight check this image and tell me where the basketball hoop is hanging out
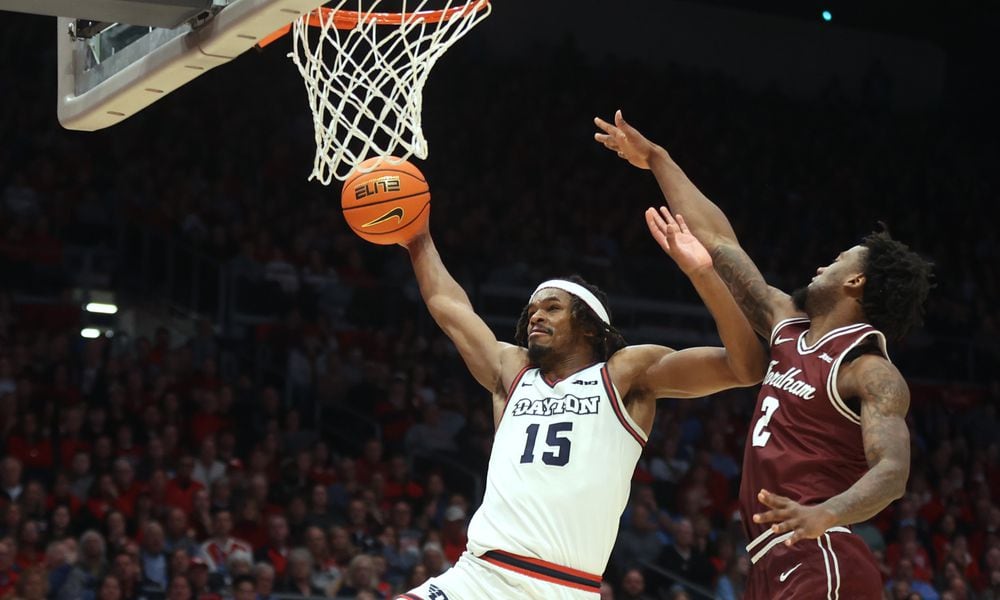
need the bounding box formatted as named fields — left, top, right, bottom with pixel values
left=261, top=0, right=491, bottom=184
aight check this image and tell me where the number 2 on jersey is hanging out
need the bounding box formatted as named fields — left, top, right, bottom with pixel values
left=519, top=422, right=573, bottom=466
left=751, top=396, right=780, bottom=447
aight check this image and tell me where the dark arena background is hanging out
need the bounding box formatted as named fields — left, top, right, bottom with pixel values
left=0, top=1, right=998, bottom=599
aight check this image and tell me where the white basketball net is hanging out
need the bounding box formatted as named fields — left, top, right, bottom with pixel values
left=290, top=0, right=491, bottom=184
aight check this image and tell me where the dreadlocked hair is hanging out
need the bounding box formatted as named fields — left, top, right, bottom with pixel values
left=860, top=229, right=934, bottom=341
left=514, top=275, right=628, bottom=362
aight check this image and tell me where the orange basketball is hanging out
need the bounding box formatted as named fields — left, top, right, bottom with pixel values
left=341, top=157, right=430, bottom=245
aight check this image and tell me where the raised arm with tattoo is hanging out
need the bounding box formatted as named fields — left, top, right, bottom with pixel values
left=595, top=111, right=794, bottom=337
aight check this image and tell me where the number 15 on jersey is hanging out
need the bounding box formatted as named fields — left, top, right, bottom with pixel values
left=520, top=422, right=573, bottom=466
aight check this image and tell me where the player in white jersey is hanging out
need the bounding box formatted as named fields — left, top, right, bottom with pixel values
left=396, top=208, right=768, bottom=600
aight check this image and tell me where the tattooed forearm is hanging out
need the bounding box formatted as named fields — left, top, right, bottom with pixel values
left=821, top=449, right=908, bottom=526
left=821, top=359, right=910, bottom=525
left=710, top=244, right=773, bottom=337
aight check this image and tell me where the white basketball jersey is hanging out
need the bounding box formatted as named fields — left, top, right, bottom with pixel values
left=466, top=362, right=647, bottom=576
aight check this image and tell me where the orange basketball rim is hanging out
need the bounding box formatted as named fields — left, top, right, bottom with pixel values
left=258, top=0, right=491, bottom=48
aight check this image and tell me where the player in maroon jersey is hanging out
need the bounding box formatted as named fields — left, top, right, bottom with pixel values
left=597, top=111, right=933, bottom=599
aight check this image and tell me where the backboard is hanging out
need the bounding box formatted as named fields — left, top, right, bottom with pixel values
left=55, top=0, right=325, bottom=131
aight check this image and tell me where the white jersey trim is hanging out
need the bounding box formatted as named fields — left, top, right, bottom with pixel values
left=611, top=380, right=647, bottom=444
left=817, top=532, right=843, bottom=600
left=797, top=323, right=872, bottom=354
left=497, top=365, right=533, bottom=428
left=747, top=526, right=851, bottom=564
left=826, top=330, right=889, bottom=426
left=601, top=365, right=647, bottom=446
left=769, top=317, right=809, bottom=346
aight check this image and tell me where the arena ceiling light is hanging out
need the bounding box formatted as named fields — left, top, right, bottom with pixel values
left=85, top=302, right=119, bottom=314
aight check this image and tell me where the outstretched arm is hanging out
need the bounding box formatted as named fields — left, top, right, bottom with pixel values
left=753, top=354, right=910, bottom=544
left=405, top=233, right=523, bottom=392
left=595, top=111, right=795, bottom=336
left=609, top=208, right=766, bottom=433
left=647, top=208, right=767, bottom=387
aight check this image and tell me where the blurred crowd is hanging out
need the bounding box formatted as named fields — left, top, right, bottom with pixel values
left=1, top=9, right=999, bottom=600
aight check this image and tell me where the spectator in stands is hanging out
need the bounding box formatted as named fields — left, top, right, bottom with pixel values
left=44, top=540, right=73, bottom=596
left=0, top=539, right=18, bottom=597
left=983, top=548, right=1000, bottom=594
left=328, top=458, right=359, bottom=515
left=15, top=566, right=49, bottom=600
left=616, top=567, right=651, bottom=600
left=439, top=505, right=467, bottom=565
left=303, top=484, right=334, bottom=531
left=1, top=504, right=21, bottom=541
left=231, top=499, right=265, bottom=552
left=355, top=439, right=387, bottom=487
left=613, top=502, right=664, bottom=577
left=253, top=562, right=276, bottom=600
left=983, top=567, right=1000, bottom=600
left=190, top=489, right=214, bottom=543
left=16, top=519, right=44, bottom=569
left=330, top=553, right=379, bottom=598
left=192, top=438, right=226, bottom=489
left=254, top=514, right=291, bottom=578
left=383, top=456, right=423, bottom=507
left=111, top=547, right=151, bottom=600
left=7, top=413, right=54, bottom=478
left=277, top=547, right=326, bottom=596
left=940, top=535, right=981, bottom=586
left=169, top=547, right=192, bottom=579
left=0, top=457, right=23, bottom=504
left=163, top=507, right=197, bottom=556
left=327, top=526, right=357, bottom=570
left=230, top=573, right=255, bottom=600
left=666, top=587, right=692, bottom=600
left=403, top=562, right=429, bottom=593
left=47, top=504, right=74, bottom=545
left=187, top=557, right=220, bottom=599
left=112, top=459, right=143, bottom=519
left=284, top=494, right=310, bottom=543
left=599, top=580, right=615, bottom=600
left=419, top=541, right=450, bottom=579
left=302, top=525, right=340, bottom=593
left=344, top=498, right=379, bottom=554
left=68, top=452, right=94, bottom=502
left=139, top=521, right=169, bottom=591
left=102, top=510, right=131, bottom=559
left=389, top=501, right=422, bottom=568
left=403, top=403, right=461, bottom=458
left=714, top=553, right=749, bottom=600
left=888, top=523, right=935, bottom=583
left=208, top=477, right=233, bottom=515
left=226, top=549, right=254, bottom=583
left=886, top=557, right=940, bottom=600
left=199, top=507, right=251, bottom=576
left=165, top=456, right=204, bottom=515
left=166, top=572, right=194, bottom=600
left=57, top=530, right=106, bottom=600
left=650, top=517, right=715, bottom=595
left=95, top=573, right=124, bottom=600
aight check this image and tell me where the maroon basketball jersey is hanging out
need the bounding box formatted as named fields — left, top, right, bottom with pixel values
left=739, top=317, right=888, bottom=559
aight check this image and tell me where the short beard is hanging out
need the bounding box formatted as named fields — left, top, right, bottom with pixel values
left=791, top=286, right=808, bottom=312
left=527, top=343, right=552, bottom=366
